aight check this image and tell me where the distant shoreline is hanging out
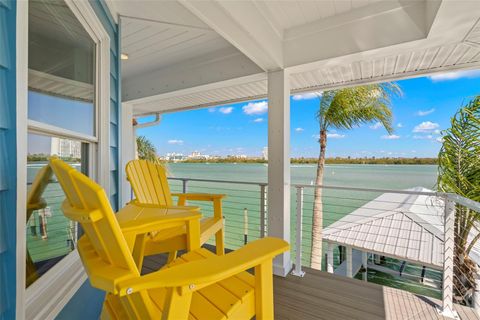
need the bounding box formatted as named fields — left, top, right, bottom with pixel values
left=168, top=157, right=438, bottom=165
left=26, top=154, right=438, bottom=165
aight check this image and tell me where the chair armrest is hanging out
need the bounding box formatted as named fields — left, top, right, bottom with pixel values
left=172, top=193, right=226, bottom=202
left=116, top=237, right=289, bottom=296
left=120, top=211, right=202, bottom=234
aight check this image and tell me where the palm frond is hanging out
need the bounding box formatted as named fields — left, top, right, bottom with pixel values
left=317, top=83, right=400, bottom=133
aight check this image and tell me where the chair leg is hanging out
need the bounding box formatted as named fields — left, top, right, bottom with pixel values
left=132, top=234, right=147, bottom=271
left=255, top=260, right=274, bottom=320
left=167, top=251, right=177, bottom=263
left=215, top=229, right=225, bottom=255
left=162, top=287, right=192, bottom=320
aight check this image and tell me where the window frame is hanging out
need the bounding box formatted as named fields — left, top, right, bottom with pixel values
left=17, top=0, right=111, bottom=317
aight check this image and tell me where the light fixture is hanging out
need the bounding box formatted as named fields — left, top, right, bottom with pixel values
left=121, top=53, right=129, bottom=60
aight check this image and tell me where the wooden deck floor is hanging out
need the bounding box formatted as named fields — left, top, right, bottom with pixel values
left=143, top=253, right=479, bottom=320
left=274, top=267, right=479, bottom=320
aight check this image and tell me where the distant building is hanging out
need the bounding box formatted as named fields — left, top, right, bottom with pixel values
left=187, top=151, right=209, bottom=160
left=51, top=137, right=81, bottom=158
left=165, top=152, right=186, bottom=162
left=262, top=147, right=268, bottom=160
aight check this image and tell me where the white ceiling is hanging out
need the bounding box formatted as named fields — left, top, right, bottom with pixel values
left=255, top=0, right=383, bottom=34
left=104, top=0, right=480, bottom=115
left=121, top=17, right=234, bottom=79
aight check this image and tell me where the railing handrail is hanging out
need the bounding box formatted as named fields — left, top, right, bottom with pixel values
left=166, top=176, right=480, bottom=211
left=292, top=183, right=443, bottom=197
left=167, top=176, right=267, bottom=186
left=445, top=193, right=480, bottom=212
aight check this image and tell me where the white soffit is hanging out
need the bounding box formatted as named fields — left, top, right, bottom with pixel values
left=121, top=16, right=233, bottom=79
left=131, top=74, right=267, bottom=116
left=128, top=0, right=480, bottom=115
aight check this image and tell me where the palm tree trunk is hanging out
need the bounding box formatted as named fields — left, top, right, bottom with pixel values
left=311, top=129, right=327, bottom=270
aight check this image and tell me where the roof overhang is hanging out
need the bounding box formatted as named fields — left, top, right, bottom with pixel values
left=111, top=0, right=480, bottom=116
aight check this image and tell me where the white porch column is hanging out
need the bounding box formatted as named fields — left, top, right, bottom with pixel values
left=267, top=69, right=292, bottom=277
left=327, top=242, right=334, bottom=273
left=120, top=103, right=136, bottom=206
left=362, top=251, right=368, bottom=281
left=346, top=246, right=353, bottom=278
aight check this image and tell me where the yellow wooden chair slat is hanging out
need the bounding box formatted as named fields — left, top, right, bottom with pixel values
left=125, top=159, right=226, bottom=264
left=49, top=158, right=289, bottom=320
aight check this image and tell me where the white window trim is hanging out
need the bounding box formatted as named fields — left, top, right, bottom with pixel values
left=17, top=0, right=112, bottom=318
left=27, top=120, right=98, bottom=144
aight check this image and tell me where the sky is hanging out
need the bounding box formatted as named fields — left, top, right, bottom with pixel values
left=137, top=69, right=480, bottom=158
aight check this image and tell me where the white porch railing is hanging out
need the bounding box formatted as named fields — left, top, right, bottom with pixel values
left=163, top=176, right=480, bottom=319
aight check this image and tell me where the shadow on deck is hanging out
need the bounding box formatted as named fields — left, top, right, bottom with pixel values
left=143, top=249, right=479, bottom=320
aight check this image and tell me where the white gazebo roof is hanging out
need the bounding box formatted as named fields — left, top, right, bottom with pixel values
left=323, top=187, right=446, bottom=269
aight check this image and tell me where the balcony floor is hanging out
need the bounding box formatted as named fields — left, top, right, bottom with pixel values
left=143, top=251, right=479, bottom=320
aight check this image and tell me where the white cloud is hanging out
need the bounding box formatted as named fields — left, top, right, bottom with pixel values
left=295, top=127, right=304, bottom=132
left=428, top=69, right=480, bottom=82
left=292, top=91, right=322, bottom=101
left=208, top=108, right=216, bottom=113
left=381, top=134, right=400, bottom=140
left=168, top=139, right=184, bottom=145
left=253, top=118, right=264, bottom=123
left=436, top=137, right=444, bottom=143
left=242, top=101, right=268, bottom=115
left=416, top=108, right=435, bottom=116
left=413, top=121, right=440, bottom=133
left=327, top=133, right=345, bottom=139
left=413, top=135, right=434, bottom=140
left=397, top=123, right=403, bottom=128
left=369, top=122, right=382, bottom=130
left=219, top=107, right=233, bottom=114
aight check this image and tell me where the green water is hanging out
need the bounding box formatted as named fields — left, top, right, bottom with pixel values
left=27, top=163, right=441, bottom=297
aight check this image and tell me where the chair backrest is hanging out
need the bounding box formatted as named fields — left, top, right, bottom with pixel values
left=50, top=158, right=138, bottom=274
left=126, top=160, right=173, bottom=206
left=50, top=158, right=158, bottom=318
left=26, top=164, right=53, bottom=220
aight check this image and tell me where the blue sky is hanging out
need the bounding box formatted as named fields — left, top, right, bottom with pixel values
left=137, top=69, right=480, bottom=158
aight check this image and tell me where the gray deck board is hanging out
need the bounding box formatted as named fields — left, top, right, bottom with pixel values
left=142, top=252, right=479, bottom=320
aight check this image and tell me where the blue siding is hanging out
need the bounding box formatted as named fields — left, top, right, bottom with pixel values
left=56, top=2, right=120, bottom=317
left=88, top=0, right=121, bottom=210
left=0, top=0, right=17, bottom=319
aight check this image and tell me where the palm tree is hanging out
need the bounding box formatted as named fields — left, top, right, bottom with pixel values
left=136, top=135, right=159, bottom=163
left=311, top=83, right=401, bottom=270
left=437, top=96, right=480, bottom=305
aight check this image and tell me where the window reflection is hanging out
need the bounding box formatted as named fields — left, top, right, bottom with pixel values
left=26, top=133, right=88, bottom=287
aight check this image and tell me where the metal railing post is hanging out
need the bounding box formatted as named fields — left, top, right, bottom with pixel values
left=260, top=184, right=266, bottom=238
left=292, top=186, right=305, bottom=277
left=182, top=178, right=188, bottom=194
left=243, top=208, right=248, bottom=244
left=439, top=198, right=458, bottom=319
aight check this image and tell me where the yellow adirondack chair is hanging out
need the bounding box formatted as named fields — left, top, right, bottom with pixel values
left=126, top=160, right=225, bottom=260
left=49, top=158, right=289, bottom=319
left=26, top=164, right=54, bottom=286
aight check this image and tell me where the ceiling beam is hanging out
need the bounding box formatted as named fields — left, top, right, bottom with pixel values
left=179, top=0, right=283, bottom=71
left=284, top=1, right=430, bottom=68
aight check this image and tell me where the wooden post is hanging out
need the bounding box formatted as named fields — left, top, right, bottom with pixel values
left=362, top=251, right=368, bottom=281
left=327, top=242, right=334, bottom=274
left=346, top=246, right=353, bottom=278
left=267, top=69, right=291, bottom=276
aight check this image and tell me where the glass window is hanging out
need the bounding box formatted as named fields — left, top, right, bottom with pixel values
left=26, top=0, right=97, bottom=287
left=28, top=0, right=96, bottom=136
left=26, top=133, right=89, bottom=287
